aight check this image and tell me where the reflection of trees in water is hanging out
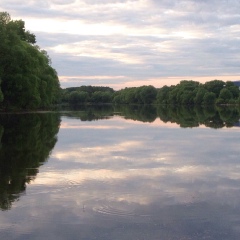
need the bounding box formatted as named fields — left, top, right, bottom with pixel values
left=61, top=104, right=240, bottom=128
left=119, top=104, right=240, bottom=127
left=114, top=105, right=157, bottom=123
left=61, top=105, right=114, bottom=121
left=62, top=105, right=157, bottom=123
left=0, top=113, right=60, bottom=210
left=157, top=105, right=240, bottom=128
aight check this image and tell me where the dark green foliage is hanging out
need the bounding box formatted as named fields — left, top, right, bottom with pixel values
left=62, top=86, right=114, bottom=105
left=0, top=12, right=60, bottom=109
left=203, top=80, right=225, bottom=98
left=68, top=91, right=89, bottom=104
left=156, top=85, right=172, bottom=104
left=113, top=87, right=139, bottom=104
left=61, top=79, right=240, bottom=106
left=194, top=87, right=207, bottom=105
left=219, top=88, right=233, bottom=103
left=155, top=80, right=239, bottom=106
left=138, top=85, right=157, bottom=104
left=202, top=92, right=216, bottom=105
left=156, top=80, right=201, bottom=105
left=226, top=84, right=239, bottom=99
left=91, top=91, right=112, bottom=103
left=112, top=85, right=157, bottom=104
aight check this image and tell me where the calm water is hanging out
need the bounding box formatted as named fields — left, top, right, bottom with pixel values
left=0, top=106, right=240, bottom=240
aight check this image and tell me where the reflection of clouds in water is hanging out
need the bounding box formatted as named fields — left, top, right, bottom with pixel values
left=32, top=163, right=240, bottom=207
left=8, top=178, right=240, bottom=239
left=53, top=140, right=144, bottom=162
left=1, top=116, right=240, bottom=239
left=30, top=116, right=240, bottom=209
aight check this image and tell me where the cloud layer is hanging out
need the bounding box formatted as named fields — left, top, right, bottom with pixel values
left=1, top=0, right=240, bottom=88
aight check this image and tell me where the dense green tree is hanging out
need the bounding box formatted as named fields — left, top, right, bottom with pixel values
left=62, top=86, right=114, bottom=105
left=219, top=88, right=233, bottom=103
left=202, top=92, right=216, bottom=105
left=111, top=86, right=157, bottom=104
left=113, top=87, right=137, bottom=104
left=68, top=91, right=89, bottom=104
left=161, top=81, right=199, bottom=105
left=77, top=91, right=89, bottom=103
left=168, top=87, right=178, bottom=105
left=139, top=85, right=157, bottom=104
left=226, top=85, right=239, bottom=99
left=0, top=12, right=60, bottom=109
left=69, top=91, right=81, bottom=104
left=156, top=85, right=172, bottom=104
left=194, top=87, right=207, bottom=105
left=91, top=91, right=112, bottom=103
left=124, top=88, right=139, bottom=104
left=203, top=80, right=225, bottom=98
left=112, top=93, right=122, bottom=104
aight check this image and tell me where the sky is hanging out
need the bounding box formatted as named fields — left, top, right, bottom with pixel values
left=1, top=0, right=240, bottom=89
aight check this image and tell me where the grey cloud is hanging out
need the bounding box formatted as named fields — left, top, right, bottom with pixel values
left=52, top=0, right=76, bottom=4
left=1, top=0, right=240, bottom=88
left=150, top=0, right=240, bottom=13
left=82, top=0, right=134, bottom=4
left=44, top=33, right=240, bottom=76
left=3, top=0, right=240, bottom=32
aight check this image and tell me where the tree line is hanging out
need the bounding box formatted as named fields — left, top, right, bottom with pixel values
left=0, top=12, right=60, bottom=110
left=61, top=80, right=240, bottom=106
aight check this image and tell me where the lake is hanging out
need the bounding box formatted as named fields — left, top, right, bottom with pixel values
left=0, top=105, right=240, bottom=240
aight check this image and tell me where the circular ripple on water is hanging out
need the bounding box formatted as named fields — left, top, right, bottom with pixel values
left=94, top=204, right=135, bottom=217
left=91, top=200, right=150, bottom=223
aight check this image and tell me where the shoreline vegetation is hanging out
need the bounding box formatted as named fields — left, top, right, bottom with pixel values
left=61, top=80, right=240, bottom=107
left=0, top=12, right=240, bottom=111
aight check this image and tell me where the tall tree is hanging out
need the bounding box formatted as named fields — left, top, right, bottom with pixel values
left=0, top=12, right=60, bottom=109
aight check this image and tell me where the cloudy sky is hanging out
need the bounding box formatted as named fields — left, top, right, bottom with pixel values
left=1, top=0, right=240, bottom=89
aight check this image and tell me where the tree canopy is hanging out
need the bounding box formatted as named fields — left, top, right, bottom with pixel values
left=156, top=80, right=240, bottom=106
left=61, top=86, right=114, bottom=105
left=0, top=12, right=60, bottom=109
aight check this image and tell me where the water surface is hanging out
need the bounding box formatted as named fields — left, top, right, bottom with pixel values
left=0, top=107, right=240, bottom=239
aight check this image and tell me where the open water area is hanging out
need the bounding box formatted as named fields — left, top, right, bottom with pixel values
left=0, top=105, right=240, bottom=240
